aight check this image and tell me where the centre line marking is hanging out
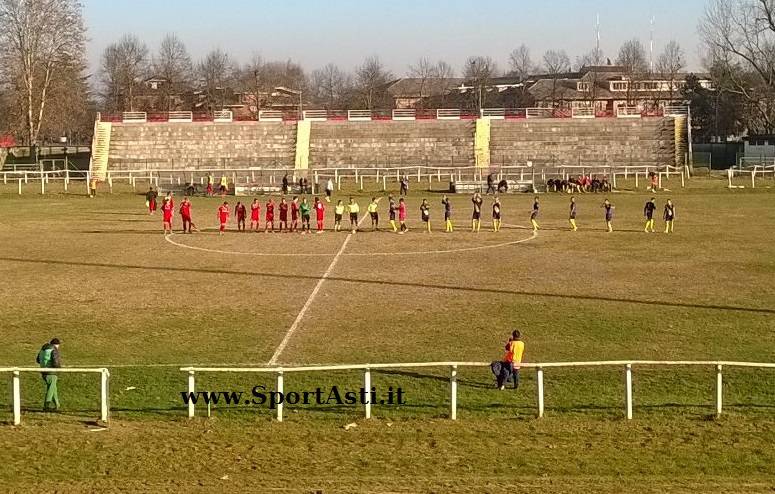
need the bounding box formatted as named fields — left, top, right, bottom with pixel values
left=267, top=201, right=377, bottom=365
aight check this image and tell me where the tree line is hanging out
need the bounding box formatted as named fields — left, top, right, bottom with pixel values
left=0, top=0, right=773, bottom=146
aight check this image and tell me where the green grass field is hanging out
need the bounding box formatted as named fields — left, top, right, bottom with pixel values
left=0, top=174, right=774, bottom=493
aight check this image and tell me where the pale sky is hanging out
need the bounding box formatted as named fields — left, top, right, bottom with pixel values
left=84, top=0, right=709, bottom=77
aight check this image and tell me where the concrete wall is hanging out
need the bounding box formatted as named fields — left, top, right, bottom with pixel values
left=107, top=122, right=297, bottom=170
left=489, top=118, right=675, bottom=167
left=308, top=120, right=475, bottom=168
left=104, top=117, right=677, bottom=171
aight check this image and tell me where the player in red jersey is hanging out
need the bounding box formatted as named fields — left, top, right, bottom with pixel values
left=217, top=202, right=230, bottom=235
left=278, top=197, right=289, bottom=232
left=290, top=196, right=300, bottom=232
left=314, top=196, right=325, bottom=233
left=265, top=198, right=275, bottom=233
left=250, top=199, right=260, bottom=232
left=235, top=201, right=247, bottom=232
left=179, top=196, right=196, bottom=233
left=398, top=197, right=408, bottom=234
left=161, top=198, right=174, bottom=235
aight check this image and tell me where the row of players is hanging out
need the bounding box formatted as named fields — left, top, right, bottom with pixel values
left=149, top=189, right=677, bottom=235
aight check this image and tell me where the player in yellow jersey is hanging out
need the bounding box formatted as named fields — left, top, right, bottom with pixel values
left=569, top=196, right=578, bottom=231
left=348, top=197, right=360, bottom=233
left=492, top=196, right=502, bottom=232
left=441, top=195, right=453, bottom=232
left=367, top=197, right=379, bottom=231
left=530, top=197, right=540, bottom=232
left=334, top=200, right=345, bottom=232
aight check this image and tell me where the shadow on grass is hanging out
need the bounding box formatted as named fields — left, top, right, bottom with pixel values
left=80, top=230, right=164, bottom=235
left=1, top=256, right=774, bottom=315
left=375, top=369, right=500, bottom=390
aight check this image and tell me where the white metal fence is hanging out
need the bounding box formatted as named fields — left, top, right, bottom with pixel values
left=1, top=163, right=689, bottom=196
left=181, top=360, right=774, bottom=421
left=76, top=163, right=687, bottom=195
left=726, top=165, right=775, bottom=188
left=2, top=367, right=110, bottom=425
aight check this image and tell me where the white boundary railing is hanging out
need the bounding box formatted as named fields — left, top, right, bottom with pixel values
left=180, top=360, right=774, bottom=422
left=122, top=112, right=147, bottom=123
left=480, top=108, right=506, bottom=120
left=258, top=110, right=283, bottom=122
left=665, top=105, right=689, bottom=116
left=85, top=163, right=685, bottom=194
left=392, top=109, right=416, bottom=121
left=347, top=110, right=372, bottom=121
left=302, top=110, right=328, bottom=121
left=571, top=107, right=595, bottom=119
left=2, top=367, right=110, bottom=425
left=213, top=110, right=233, bottom=123
left=436, top=109, right=462, bottom=120
left=100, top=106, right=687, bottom=123
left=20, top=163, right=684, bottom=197
left=726, top=165, right=775, bottom=188
left=526, top=107, right=553, bottom=119
left=168, top=111, right=193, bottom=123
left=616, top=106, right=641, bottom=118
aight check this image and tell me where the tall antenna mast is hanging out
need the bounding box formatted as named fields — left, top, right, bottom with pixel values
left=649, top=15, right=655, bottom=73
left=596, top=13, right=601, bottom=62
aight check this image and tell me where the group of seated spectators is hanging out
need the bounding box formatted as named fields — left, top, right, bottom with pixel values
left=547, top=175, right=611, bottom=194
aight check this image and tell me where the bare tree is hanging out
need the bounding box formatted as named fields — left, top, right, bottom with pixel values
left=464, top=56, right=499, bottom=110
left=616, top=39, right=649, bottom=74
left=0, top=0, right=87, bottom=146
left=153, top=33, right=193, bottom=111
left=542, top=50, right=571, bottom=105
left=408, top=57, right=435, bottom=108
left=656, top=40, right=684, bottom=103
left=355, top=56, right=393, bottom=109
left=575, top=48, right=605, bottom=71
left=310, top=63, right=352, bottom=109
left=432, top=60, right=455, bottom=108
left=197, top=49, right=234, bottom=112
left=700, top=0, right=775, bottom=132
left=100, top=34, right=149, bottom=112
left=508, top=44, right=534, bottom=80
left=616, top=39, right=648, bottom=104
left=237, top=54, right=265, bottom=118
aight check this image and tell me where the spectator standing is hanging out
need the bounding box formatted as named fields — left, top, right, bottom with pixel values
left=36, top=338, right=62, bottom=410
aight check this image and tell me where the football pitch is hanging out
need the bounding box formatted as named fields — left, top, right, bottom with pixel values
left=0, top=176, right=774, bottom=493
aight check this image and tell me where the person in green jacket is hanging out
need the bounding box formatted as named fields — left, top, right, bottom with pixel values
left=36, top=338, right=62, bottom=411
left=299, top=197, right=312, bottom=234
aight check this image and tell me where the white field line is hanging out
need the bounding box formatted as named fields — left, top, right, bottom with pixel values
left=164, top=225, right=537, bottom=257
left=267, top=203, right=377, bottom=365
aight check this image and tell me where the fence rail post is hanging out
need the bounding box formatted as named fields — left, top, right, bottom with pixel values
left=187, top=370, right=195, bottom=418
left=100, top=369, right=109, bottom=422
left=716, top=364, right=723, bottom=417
left=364, top=367, right=371, bottom=419
left=450, top=364, right=458, bottom=420
left=537, top=366, right=545, bottom=418
left=276, top=371, right=284, bottom=422
left=625, top=364, right=633, bottom=420
left=12, top=370, right=21, bottom=425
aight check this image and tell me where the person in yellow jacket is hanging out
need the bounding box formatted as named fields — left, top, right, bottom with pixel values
left=501, top=330, right=525, bottom=390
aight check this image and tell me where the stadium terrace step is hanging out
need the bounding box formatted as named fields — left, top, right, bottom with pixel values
left=101, top=117, right=679, bottom=173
